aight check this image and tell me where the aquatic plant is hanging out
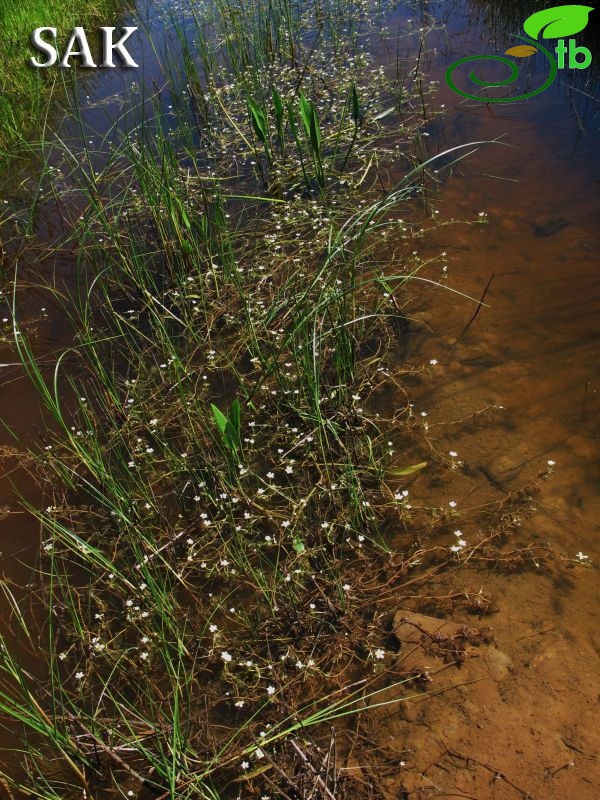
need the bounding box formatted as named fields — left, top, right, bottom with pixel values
left=0, top=2, right=516, bottom=798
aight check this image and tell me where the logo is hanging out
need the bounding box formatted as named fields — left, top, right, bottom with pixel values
left=29, top=27, right=139, bottom=69
left=446, top=4, right=594, bottom=102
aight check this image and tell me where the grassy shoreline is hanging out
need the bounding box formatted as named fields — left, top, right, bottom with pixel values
left=0, top=0, right=120, bottom=150
left=0, top=2, right=542, bottom=798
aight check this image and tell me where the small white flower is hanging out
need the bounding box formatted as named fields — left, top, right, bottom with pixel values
left=75, top=671, right=84, bottom=680
left=241, top=760, right=250, bottom=770
left=429, top=359, right=438, bottom=366
left=374, top=648, right=385, bottom=660
left=221, top=651, right=233, bottom=662
left=209, top=624, right=218, bottom=633
left=266, top=685, right=276, bottom=695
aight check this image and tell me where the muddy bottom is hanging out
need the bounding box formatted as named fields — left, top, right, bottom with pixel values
left=361, top=15, right=600, bottom=793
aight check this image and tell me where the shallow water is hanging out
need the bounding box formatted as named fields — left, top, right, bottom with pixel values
left=379, top=3, right=600, bottom=794
left=0, top=0, right=598, bottom=792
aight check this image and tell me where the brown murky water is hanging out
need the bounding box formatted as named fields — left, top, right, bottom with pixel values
left=1, top=0, right=598, bottom=795
left=373, top=5, right=600, bottom=796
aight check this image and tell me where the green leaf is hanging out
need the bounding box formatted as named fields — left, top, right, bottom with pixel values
left=247, top=97, right=268, bottom=143
left=298, top=93, right=322, bottom=160
left=227, top=398, right=241, bottom=450
left=272, top=87, right=284, bottom=125
left=523, top=4, right=593, bottom=39
left=298, top=92, right=312, bottom=139
left=293, top=536, right=306, bottom=553
left=386, top=461, right=427, bottom=478
left=211, top=404, right=228, bottom=434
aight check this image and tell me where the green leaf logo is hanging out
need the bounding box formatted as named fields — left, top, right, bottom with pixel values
left=523, top=5, right=593, bottom=39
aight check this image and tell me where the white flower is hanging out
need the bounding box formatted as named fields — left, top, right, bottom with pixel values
left=429, top=359, right=438, bottom=366
left=448, top=500, right=457, bottom=508
left=576, top=552, right=589, bottom=561
left=266, top=685, right=276, bottom=695
left=234, top=700, right=245, bottom=708
left=221, top=651, right=232, bottom=662
left=374, top=648, right=386, bottom=660
left=255, top=747, right=265, bottom=759
left=241, top=760, right=250, bottom=770
left=209, top=624, right=218, bottom=633
left=75, top=671, right=84, bottom=680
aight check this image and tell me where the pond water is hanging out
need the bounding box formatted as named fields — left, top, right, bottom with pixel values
left=0, top=0, right=598, bottom=794
left=373, top=3, right=600, bottom=795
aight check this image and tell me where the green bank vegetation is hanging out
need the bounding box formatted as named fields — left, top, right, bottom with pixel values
left=0, top=1, right=529, bottom=798
left=0, top=0, right=118, bottom=149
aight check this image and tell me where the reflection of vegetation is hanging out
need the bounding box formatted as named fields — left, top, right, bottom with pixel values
left=0, top=0, right=118, bottom=149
